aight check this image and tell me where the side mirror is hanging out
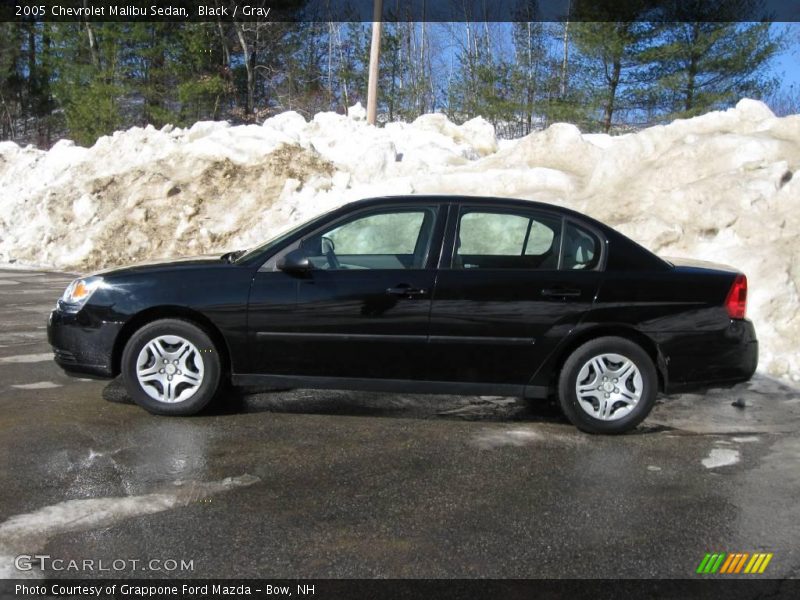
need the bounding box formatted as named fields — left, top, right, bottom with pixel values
left=277, top=249, right=312, bottom=273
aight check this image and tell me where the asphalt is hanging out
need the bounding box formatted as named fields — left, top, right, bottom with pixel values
left=0, top=268, right=799, bottom=580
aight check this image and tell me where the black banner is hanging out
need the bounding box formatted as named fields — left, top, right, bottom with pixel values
left=1, top=0, right=799, bottom=23
left=2, top=579, right=800, bottom=600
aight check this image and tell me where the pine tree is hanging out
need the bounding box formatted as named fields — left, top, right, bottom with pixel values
left=48, top=23, right=127, bottom=146
left=174, top=23, right=232, bottom=124
left=0, top=23, right=25, bottom=140
left=447, top=22, right=517, bottom=128
left=570, top=20, right=661, bottom=132
left=647, top=21, right=781, bottom=118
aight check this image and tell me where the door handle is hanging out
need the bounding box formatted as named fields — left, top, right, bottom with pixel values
left=386, top=286, right=427, bottom=297
left=541, top=287, right=582, bottom=298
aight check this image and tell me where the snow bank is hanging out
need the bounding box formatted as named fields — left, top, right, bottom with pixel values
left=0, top=99, right=798, bottom=381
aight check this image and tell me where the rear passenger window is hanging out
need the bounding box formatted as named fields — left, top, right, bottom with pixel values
left=562, top=222, right=600, bottom=270
left=454, top=210, right=561, bottom=270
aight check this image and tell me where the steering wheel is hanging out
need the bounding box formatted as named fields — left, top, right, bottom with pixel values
left=321, top=236, right=340, bottom=270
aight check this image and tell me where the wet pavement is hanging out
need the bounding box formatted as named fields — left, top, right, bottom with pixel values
left=1, top=268, right=799, bottom=579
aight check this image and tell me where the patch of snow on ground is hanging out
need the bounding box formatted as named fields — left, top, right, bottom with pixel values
left=474, top=428, right=542, bottom=449
left=10, top=382, right=61, bottom=390
left=702, top=448, right=741, bottom=469
left=0, top=353, right=55, bottom=364
left=0, top=474, right=259, bottom=578
left=0, top=99, right=798, bottom=381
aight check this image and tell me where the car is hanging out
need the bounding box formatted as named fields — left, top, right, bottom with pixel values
left=48, top=195, right=758, bottom=433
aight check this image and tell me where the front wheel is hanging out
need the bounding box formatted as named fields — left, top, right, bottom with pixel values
left=121, top=318, right=221, bottom=416
left=558, top=336, right=657, bottom=434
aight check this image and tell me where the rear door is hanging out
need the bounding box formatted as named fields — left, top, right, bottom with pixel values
left=247, top=202, right=445, bottom=380
left=429, top=203, right=603, bottom=386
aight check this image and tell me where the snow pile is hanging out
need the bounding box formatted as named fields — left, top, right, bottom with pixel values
left=0, top=99, right=798, bottom=381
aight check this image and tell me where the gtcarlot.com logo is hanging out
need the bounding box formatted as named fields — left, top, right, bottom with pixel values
left=696, top=552, right=773, bottom=575
left=14, top=554, right=194, bottom=573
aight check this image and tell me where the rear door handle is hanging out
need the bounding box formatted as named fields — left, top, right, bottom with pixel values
left=541, top=287, right=582, bottom=298
left=386, top=286, right=427, bottom=297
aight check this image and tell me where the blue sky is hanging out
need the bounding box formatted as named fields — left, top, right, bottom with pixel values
left=774, top=23, right=800, bottom=93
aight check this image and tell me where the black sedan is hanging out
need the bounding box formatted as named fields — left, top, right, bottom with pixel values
left=48, top=196, right=758, bottom=434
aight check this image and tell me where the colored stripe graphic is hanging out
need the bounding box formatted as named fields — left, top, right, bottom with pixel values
left=701, top=553, right=726, bottom=574
left=734, top=553, right=749, bottom=573
left=702, top=553, right=719, bottom=574
left=758, top=553, right=773, bottom=573
left=712, top=553, right=727, bottom=573
left=720, top=553, right=738, bottom=574
left=700, top=552, right=774, bottom=575
left=745, top=554, right=761, bottom=574
left=696, top=554, right=712, bottom=574
left=720, top=554, right=736, bottom=573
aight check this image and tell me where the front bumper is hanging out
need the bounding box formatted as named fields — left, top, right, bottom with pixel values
left=47, top=306, right=122, bottom=378
left=658, top=319, right=758, bottom=394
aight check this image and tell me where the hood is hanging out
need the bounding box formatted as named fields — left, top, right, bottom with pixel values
left=90, top=253, right=229, bottom=277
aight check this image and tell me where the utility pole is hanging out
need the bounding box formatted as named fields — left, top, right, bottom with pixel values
left=366, top=0, right=383, bottom=125
left=561, top=0, right=571, bottom=98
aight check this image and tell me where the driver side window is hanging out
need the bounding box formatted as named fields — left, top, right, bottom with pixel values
left=301, top=208, right=434, bottom=270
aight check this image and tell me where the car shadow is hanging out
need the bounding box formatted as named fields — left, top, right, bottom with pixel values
left=225, top=386, right=571, bottom=424
left=102, top=378, right=675, bottom=434
left=101, top=377, right=569, bottom=424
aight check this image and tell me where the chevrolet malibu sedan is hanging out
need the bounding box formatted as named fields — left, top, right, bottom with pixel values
left=48, top=196, right=758, bottom=433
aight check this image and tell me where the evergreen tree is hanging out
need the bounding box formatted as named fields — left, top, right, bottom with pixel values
left=48, top=23, right=127, bottom=146
left=447, top=23, right=517, bottom=128
left=174, top=23, right=233, bottom=124
left=273, top=22, right=335, bottom=116
left=0, top=23, right=25, bottom=140
left=647, top=21, right=781, bottom=118
left=570, top=21, right=661, bottom=132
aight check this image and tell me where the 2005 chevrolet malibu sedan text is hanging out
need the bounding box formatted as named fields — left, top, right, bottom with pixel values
left=48, top=196, right=758, bottom=433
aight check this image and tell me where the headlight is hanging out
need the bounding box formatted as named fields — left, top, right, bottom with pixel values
left=61, top=276, right=103, bottom=307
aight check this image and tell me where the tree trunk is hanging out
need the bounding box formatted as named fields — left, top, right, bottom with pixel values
left=83, top=1, right=101, bottom=70
left=684, top=23, right=701, bottom=113
left=215, top=9, right=230, bottom=68
left=24, top=23, right=35, bottom=135
left=603, top=58, right=621, bottom=133
left=233, top=21, right=254, bottom=116
left=561, top=21, right=570, bottom=98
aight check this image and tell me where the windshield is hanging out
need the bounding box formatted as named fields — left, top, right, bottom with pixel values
left=234, top=208, right=339, bottom=264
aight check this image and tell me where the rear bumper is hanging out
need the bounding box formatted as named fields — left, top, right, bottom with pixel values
left=47, top=307, right=122, bottom=378
left=657, top=319, right=758, bottom=394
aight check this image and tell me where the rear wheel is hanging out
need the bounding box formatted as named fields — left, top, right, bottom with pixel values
left=121, top=319, right=221, bottom=416
left=558, top=336, right=657, bottom=434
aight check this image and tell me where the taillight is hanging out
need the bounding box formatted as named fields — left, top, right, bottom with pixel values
left=725, top=274, right=747, bottom=319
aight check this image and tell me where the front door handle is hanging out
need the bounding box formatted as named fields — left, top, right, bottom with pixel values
left=541, top=287, right=582, bottom=298
left=386, top=285, right=427, bottom=298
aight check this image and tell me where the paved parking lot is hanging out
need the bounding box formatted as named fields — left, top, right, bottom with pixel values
left=1, top=268, right=799, bottom=579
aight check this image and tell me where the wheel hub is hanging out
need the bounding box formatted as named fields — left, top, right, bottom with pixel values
left=575, top=352, right=643, bottom=421
left=135, top=334, right=204, bottom=404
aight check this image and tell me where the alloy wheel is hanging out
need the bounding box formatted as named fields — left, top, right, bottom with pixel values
left=135, top=335, right=205, bottom=403
left=574, top=353, right=643, bottom=421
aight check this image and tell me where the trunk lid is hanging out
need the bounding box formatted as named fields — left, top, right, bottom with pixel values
left=661, top=256, right=742, bottom=275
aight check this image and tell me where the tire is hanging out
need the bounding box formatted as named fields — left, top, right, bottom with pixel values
left=558, top=336, right=657, bottom=434
left=121, top=318, right=221, bottom=416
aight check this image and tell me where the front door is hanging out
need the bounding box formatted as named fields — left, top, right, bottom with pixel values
left=247, top=204, right=444, bottom=380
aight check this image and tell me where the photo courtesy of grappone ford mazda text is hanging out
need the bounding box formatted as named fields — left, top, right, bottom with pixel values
left=48, top=196, right=758, bottom=434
